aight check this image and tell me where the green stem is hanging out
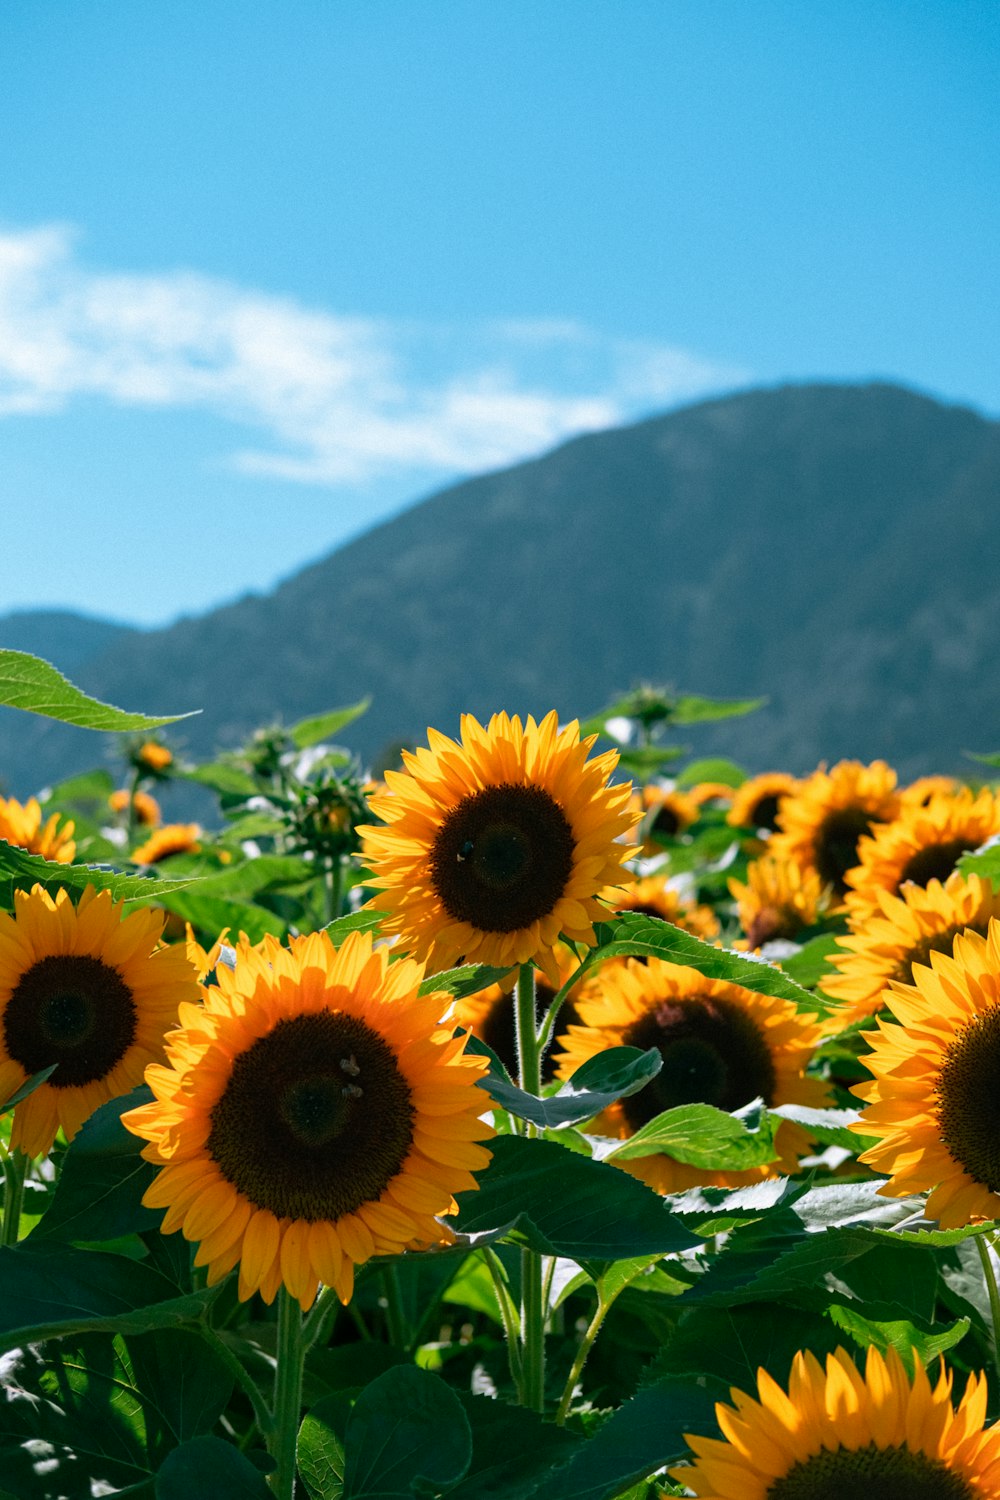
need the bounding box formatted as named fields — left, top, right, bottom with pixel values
left=555, top=1293, right=612, bottom=1425
left=381, top=1262, right=407, bottom=1348
left=325, top=856, right=344, bottom=926
left=302, top=1285, right=341, bottom=1350
left=1, top=1148, right=27, bottom=1246
left=269, top=1288, right=305, bottom=1499
left=125, top=765, right=143, bottom=850
left=514, top=963, right=546, bottom=1411
left=977, top=1233, right=1000, bottom=1371
left=200, top=1324, right=274, bottom=1441
left=483, top=1247, right=524, bottom=1395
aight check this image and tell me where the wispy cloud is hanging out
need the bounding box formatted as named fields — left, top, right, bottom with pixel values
left=0, top=224, right=747, bottom=484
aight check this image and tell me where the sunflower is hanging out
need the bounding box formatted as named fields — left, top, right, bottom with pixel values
left=688, top=781, right=736, bottom=809
left=844, top=788, right=1000, bottom=926
left=729, top=855, right=829, bottom=950
left=601, top=874, right=720, bottom=942
left=852, top=920, right=1000, bottom=1227
left=109, top=787, right=162, bottom=827
left=822, top=872, right=1000, bottom=1023
left=0, top=883, right=199, bottom=1158
left=124, top=929, right=494, bottom=1309
left=0, top=794, right=76, bottom=864
left=769, top=760, right=900, bottom=901
left=133, top=823, right=202, bottom=864
left=455, top=942, right=582, bottom=1082
left=669, top=1343, right=1000, bottom=1498
left=135, top=741, right=173, bottom=774
left=640, top=784, right=699, bottom=850
left=902, top=774, right=961, bottom=808
left=359, top=712, right=637, bottom=983
left=554, top=958, right=827, bottom=1193
left=727, top=772, right=798, bottom=834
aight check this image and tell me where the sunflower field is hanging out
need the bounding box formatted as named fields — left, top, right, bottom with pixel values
left=3, top=651, right=1000, bottom=1499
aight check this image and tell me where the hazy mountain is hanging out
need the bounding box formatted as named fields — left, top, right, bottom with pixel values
left=1, top=382, right=997, bottom=799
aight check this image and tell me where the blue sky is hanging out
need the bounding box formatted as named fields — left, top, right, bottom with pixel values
left=2, top=0, right=997, bottom=625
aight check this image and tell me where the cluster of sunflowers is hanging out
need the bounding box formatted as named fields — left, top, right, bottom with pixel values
left=3, top=703, right=1000, bottom=1498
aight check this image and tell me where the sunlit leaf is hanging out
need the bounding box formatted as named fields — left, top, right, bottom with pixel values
left=481, top=1046, right=662, bottom=1128
left=675, top=757, right=748, bottom=789
left=418, top=963, right=515, bottom=999
left=603, top=1100, right=783, bottom=1171
left=0, top=1063, right=56, bottom=1116
left=0, top=649, right=195, bottom=730
left=0, top=842, right=196, bottom=902
left=290, top=698, right=371, bottom=749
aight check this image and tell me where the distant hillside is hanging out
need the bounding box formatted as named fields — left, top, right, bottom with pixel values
left=1, top=382, right=998, bottom=796
left=0, top=610, right=138, bottom=672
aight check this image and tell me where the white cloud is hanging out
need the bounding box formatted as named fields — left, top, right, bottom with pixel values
left=0, top=224, right=748, bottom=484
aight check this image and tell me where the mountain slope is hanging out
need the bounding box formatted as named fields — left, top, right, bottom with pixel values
left=1, top=382, right=997, bottom=795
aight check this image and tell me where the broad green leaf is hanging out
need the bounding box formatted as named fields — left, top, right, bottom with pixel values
left=959, top=840, right=1000, bottom=883
left=130, top=1328, right=235, bottom=1449
left=35, top=1091, right=160, bottom=1242
left=453, top=1136, right=699, bottom=1260
left=343, top=1366, right=472, bottom=1499
left=154, top=889, right=288, bottom=945
left=0, top=842, right=196, bottom=902
left=419, top=963, right=515, bottom=1000
left=324, top=907, right=389, bottom=941
left=0, top=649, right=195, bottom=730
left=543, top=1380, right=717, bottom=1500
left=43, top=767, right=116, bottom=805
left=828, top=1306, right=971, bottom=1369
left=290, top=698, right=371, bottom=749
left=780, top=932, right=844, bottom=988
left=614, top=745, right=687, bottom=776
left=770, top=1102, right=875, bottom=1153
left=965, top=750, right=1000, bottom=769
left=446, top=1391, right=581, bottom=1500
left=603, top=1100, right=783, bottom=1171
left=156, top=1436, right=273, bottom=1498
left=184, top=763, right=260, bottom=797
left=670, top=694, right=766, bottom=725
left=648, top=1303, right=843, bottom=1394
left=0, top=1243, right=217, bottom=1351
left=0, top=1063, right=57, bottom=1115
left=675, top=757, right=747, bottom=789
left=299, top=1394, right=349, bottom=1500
left=481, top=1046, right=662, bottom=1129
left=588, top=912, right=815, bottom=1009
left=155, top=853, right=314, bottom=901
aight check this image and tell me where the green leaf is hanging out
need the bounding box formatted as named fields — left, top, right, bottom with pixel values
left=0, top=649, right=196, bottom=730
left=481, top=1047, right=662, bottom=1128
left=965, top=750, right=1000, bottom=769
left=153, top=889, right=288, bottom=945
left=543, top=1380, right=717, bottom=1500
left=0, top=1243, right=217, bottom=1352
left=44, top=767, right=117, bottom=805
left=675, top=758, right=748, bottom=789
left=780, top=933, right=844, bottom=988
left=156, top=1436, right=273, bottom=1498
left=648, top=1303, right=843, bottom=1394
left=35, top=1090, right=160, bottom=1243
left=447, top=1391, right=581, bottom=1500
left=0, top=1063, right=57, bottom=1115
left=589, top=912, right=815, bottom=1009
left=770, top=1103, right=875, bottom=1153
left=613, top=745, right=687, bottom=776
left=343, top=1366, right=472, bottom=1499
left=0, top=842, right=196, bottom=902
left=184, top=763, right=260, bottom=797
left=604, top=1100, right=783, bottom=1171
left=453, top=1136, right=699, bottom=1260
left=299, top=1394, right=349, bottom=1500
left=418, top=963, right=515, bottom=1000
left=324, top=907, right=389, bottom=942
left=828, top=1306, right=971, bottom=1369
left=669, top=694, right=766, bottom=725
left=959, top=840, right=1000, bottom=883
left=290, top=699, right=371, bottom=749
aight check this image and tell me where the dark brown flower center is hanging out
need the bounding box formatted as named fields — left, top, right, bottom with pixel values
left=746, top=905, right=802, bottom=949
left=619, top=995, right=776, bottom=1129
left=207, top=1011, right=415, bottom=1221
left=430, top=783, right=575, bottom=934
left=898, top=839, right=975, bottom=892
left=751, top=793, right=783, bottom=832
left=3, top=954, right=136, bottom=1087
left=893, top=921, right=988, bottom=986
left=766, top=1440, right=974, bottom=1498
left=650, top=805, right=682, bottom=839
left=815, top=808, right=879, bottom=894
left=935, top=1002, right=1000, bottom=1195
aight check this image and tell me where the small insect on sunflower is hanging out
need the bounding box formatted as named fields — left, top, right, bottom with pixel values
left=670, top=1343, right=1000, bottom=1499
left=124, top=929, right=494, bottom=1309
left=0, top=884, right=199, bottom=1158
left=359, top=711, right=637, bottom=983
left=853, top=918, right=1000, bottom=1228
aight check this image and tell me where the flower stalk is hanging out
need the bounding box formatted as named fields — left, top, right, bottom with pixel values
left=269, top=1287, right=305, bottom=1499
left=515, top=963, right=546, bottom=1411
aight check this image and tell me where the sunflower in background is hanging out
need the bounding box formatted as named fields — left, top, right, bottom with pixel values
left=727, top=771, right=798, bottom=834
left=125, top=929, right=493, bottom=1308
left=729, top=854, right=830, bottom=950
left=768, top=760, right=900, bottom=901
left=601, top=873, right=720, bottom=942
left=638, top=783, right=699, bottom=852
left=0, top=794, right=76, bottom=864
left=132, top=740, right=174, bottom=776
left=133, top=823, right=202, bottom=865
left=0, top=884, right=199, bottom=1158
left=109, top=787, right=162, bottom=828
left=359, top=711, right=637, bottom=983
left=822, top=871, right=1000, bottom=1023
left=670, top=1344, right=1000, bottom=1497
left=844, top=786, right=1000, bottom=925
left=554, top=957, right=827, bottom=1193
left=455, top=941, right=583, bottom=1082
left=853, top=920, right=1000, bottom=1228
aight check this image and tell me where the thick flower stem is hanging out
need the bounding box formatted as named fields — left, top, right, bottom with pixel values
left=1, top=1148, right=27, bottom=1246
left=270, top=1288, right=305, bottom=1499
left=515, top=964, right=546, bottom=1411
left=976, top=1234, right=1000, bottom=1371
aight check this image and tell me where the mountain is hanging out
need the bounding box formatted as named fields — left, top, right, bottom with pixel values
left=1, top=381, right=998, bottom=798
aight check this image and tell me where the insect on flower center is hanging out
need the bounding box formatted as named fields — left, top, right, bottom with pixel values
left=935, top=1002, right=1000, bottom=1195
left=3, top=954, right=137, bottom=1088
left=207, top=1011, right=416, bottom=1221
left=430, top=783, right=575, bottom=933
left=620, top=995, right=776, bottom=1128
left=765, top=1439, right=974, bottom=1498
